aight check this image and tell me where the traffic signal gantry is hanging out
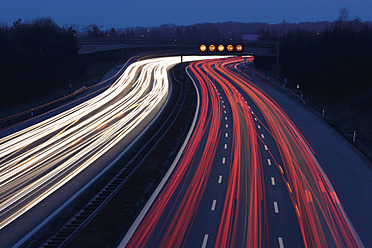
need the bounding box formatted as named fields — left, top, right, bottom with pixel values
left=199, top=44, right=243, bottom=54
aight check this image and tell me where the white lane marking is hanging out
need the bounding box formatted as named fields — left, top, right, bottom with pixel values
left=264, top=145, right=268, bottom=150
left=218, top=175, right=223, bottom=183
left=223, top=105, right=225, bottom=108
left=202, top=234, right=209, bottom=248
left=274, top=202, right=279, bottom=213
left=251, top=111, right=254, bottom=114
left=225, top=116, right=227, bottom=120
left=224, top=110, right=226, bottom=114
left=226, top=124, right=228, bottom=128
left=261, top=134, right=265, bottom=139
left=211, top=200, right=217, bottom=211
left=257, top=125, right=261, bottom=129
left=254, top=117, right=257, bottom=121
left=222, top=100, right=224, bottom=103
left=278, top=237, right=284, bottom=248
left=220, top=96, right=222, bottom=99
left=222, top=157, right=226, bottom=164
left=271, top=177, right=276, bottom=186
left=225, top=133, right=228, bottom=138
left=267, top=159, right=272, bottom=166
left=224, top=144, right=227, bottom=149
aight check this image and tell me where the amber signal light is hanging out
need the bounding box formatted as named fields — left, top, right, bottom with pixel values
left=209, top=44, right=216, bottom=52
left=227, top=45, right=234, bottom=52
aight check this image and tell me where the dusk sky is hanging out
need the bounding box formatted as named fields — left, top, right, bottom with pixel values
left=1, top=0, right=371, bottom=28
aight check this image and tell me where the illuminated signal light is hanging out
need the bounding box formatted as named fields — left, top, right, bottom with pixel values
left=209, top=44, right=216, bottom=53
left=227, top=44, right=234, bottom=52
left=200, top=44, right=207, bottom=53
left=218, top=44, right=225, bottom=52
left=236, top=44, right=243, bottom=53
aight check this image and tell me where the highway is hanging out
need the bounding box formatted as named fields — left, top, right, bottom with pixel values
left=0, top=56, right=219, bottom=247
left=122, top=57, right=364, bottom=247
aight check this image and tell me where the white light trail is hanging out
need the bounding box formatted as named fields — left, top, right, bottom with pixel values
left=0, top=56, right=226, bottom=229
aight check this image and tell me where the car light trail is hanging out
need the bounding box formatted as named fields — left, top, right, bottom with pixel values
left=125, top=56, right=363, bottom=248
left=217, top=57, right=363, bottom=247
left=126, top=59, right=224, bottom=247
left=202, top=60, right=268, bottom=248
left=127, top=56, right=269, bottom=247
left=0, top=56, right=215, bottom=230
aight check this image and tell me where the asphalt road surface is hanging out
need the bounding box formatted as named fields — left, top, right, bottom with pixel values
left=122, top=57, right=368, bottom=248
left=0, top=56, right=211, bottom=248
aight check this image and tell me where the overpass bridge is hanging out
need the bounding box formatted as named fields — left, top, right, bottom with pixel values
left=78, top=40, right=279, bottom=63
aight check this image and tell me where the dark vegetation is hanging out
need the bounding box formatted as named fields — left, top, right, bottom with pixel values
left=280, top=20, right=372, bottom=103
left=0, top=18, right=84, bottom=107
left=256, top=10, right=372, bottom=159
left=1, top=12, right=370, bottom=157
left=77, top=20, right=338, bottom=42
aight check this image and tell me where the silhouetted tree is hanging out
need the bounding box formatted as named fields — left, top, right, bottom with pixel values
left=280, top=18, right=372, bottom=102
left=0, top=18, right=83, bottom=106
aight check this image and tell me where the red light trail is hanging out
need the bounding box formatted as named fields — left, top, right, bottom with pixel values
left=125, top=56, right=363, bottom=248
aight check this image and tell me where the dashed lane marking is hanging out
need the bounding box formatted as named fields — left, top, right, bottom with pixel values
left=274, top=202, right=279, bottom=213
left=211, top=200, right=217, bottom=211
left=202, top=234, right=209, bottom=248
left=278, top=237, right=284, bottom=248
left=271, top=177, right=275, bottom=186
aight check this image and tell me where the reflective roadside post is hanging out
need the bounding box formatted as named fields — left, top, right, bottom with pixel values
left=322, top=108, right=325, bottom=118
left=353, top=130, right=356, bottom=143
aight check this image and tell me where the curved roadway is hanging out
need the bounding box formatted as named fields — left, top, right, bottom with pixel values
left=123, top=57, right=365, bottom=248
left=0, top=56, right=214, bottom=248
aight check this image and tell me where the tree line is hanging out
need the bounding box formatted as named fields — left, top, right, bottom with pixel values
left=279, top=17, right=372, bottom=110
left=0, top=18, right=84, bottom=107
left=76, top=21, right=340, bottom=42
left=1, top=15, right=371, bottom=111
